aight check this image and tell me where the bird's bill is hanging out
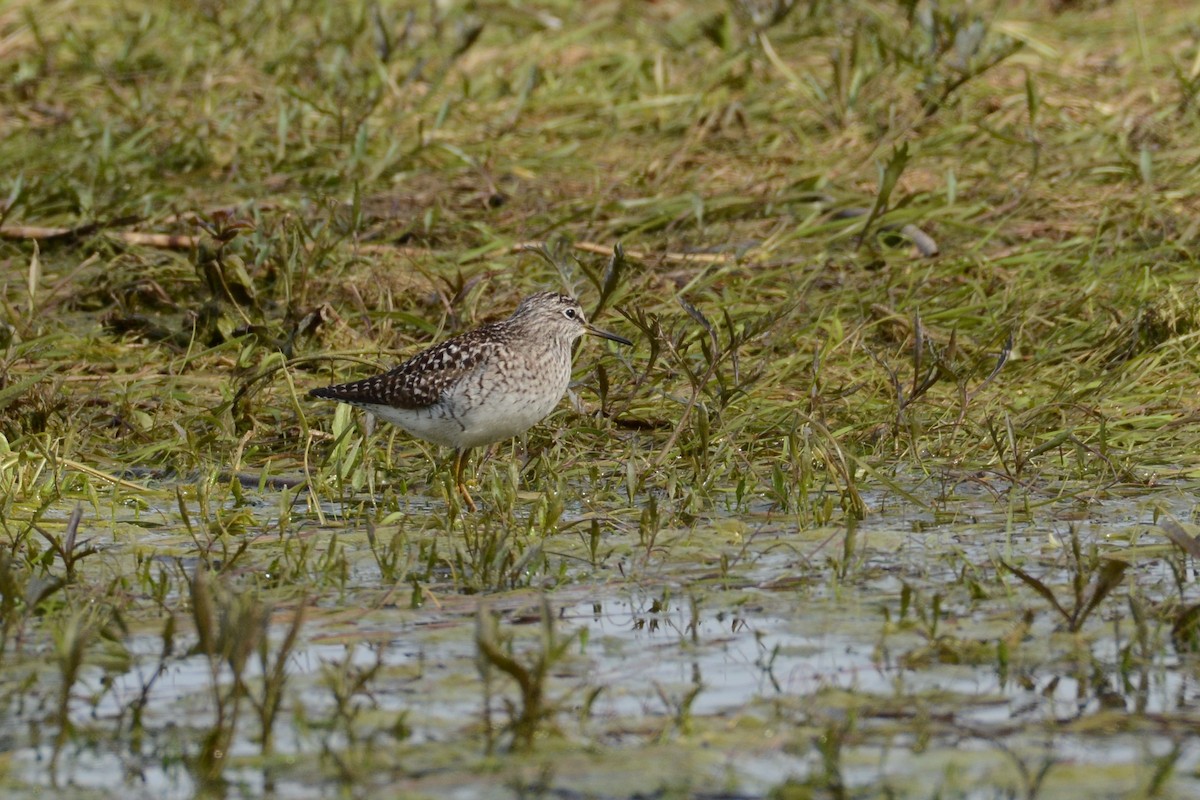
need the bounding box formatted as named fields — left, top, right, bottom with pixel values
left=585, top=323, right=633, bottom=346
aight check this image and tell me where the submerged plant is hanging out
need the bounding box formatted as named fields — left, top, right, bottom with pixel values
left=475, top=596, right=574, bottom=752
left=187, top=568, right=304, bottom=788
left=1002, top=526, right=1128, bottom=634
left=33, top=503, right=96, bottom=582
left=0, top=547, right=63, bottom=660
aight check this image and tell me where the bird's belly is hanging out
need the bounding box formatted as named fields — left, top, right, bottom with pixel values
left=356, top=385, right=565, bottom=451
left=454, top=388, right=562, bottom=449
left=357, top=403, right=471, bottom=449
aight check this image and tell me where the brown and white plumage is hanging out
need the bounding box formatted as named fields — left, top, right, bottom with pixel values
left=309, top=292, right=632, bottom=509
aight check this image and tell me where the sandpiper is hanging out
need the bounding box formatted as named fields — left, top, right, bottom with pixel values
left=309, top=291, right=632, bottom=510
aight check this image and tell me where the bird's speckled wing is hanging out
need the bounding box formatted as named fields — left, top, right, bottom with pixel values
left=310, top=323, right=506, bottom=409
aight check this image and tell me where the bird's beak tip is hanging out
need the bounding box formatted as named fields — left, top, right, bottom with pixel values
left=587, top=325, right=633, bottom=347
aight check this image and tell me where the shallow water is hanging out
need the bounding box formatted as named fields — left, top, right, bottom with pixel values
left=8, top=475, right=1200, bottom=798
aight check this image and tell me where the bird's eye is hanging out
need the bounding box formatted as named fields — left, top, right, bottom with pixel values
left=564, top=308, right=577, bottom=319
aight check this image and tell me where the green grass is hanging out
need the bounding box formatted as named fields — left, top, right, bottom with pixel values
left=4, top=0, right=1200, bottom=797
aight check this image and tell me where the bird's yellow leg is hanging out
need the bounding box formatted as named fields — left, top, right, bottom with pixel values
left=454, top=449, right=477, bottom=512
